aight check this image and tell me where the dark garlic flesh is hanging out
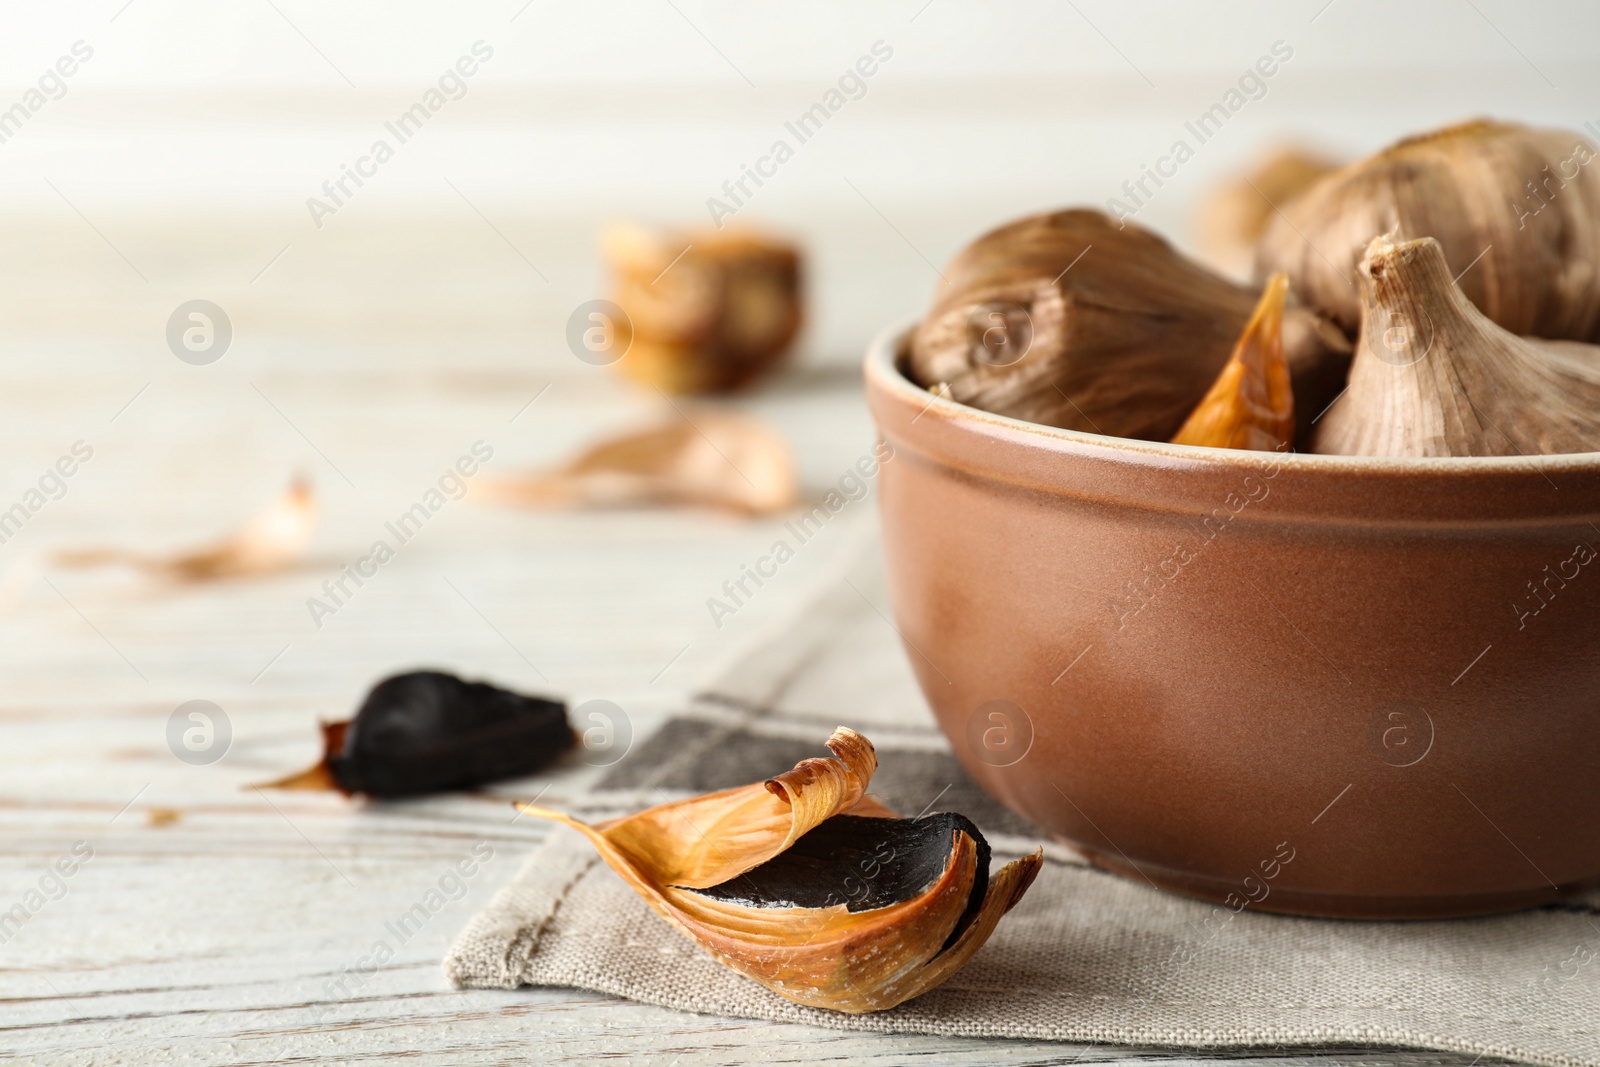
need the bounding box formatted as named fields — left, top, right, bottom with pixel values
left=259, top=670, right=572, bottom=798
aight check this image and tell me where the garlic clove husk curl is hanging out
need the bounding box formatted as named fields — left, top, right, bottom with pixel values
left=472, top=411, right=798, bottom=517
left=52, top=476, right=316, bottom=582
left=909, top=210, right=1350, bottom=445
left=1172, top=274, right=1295, bottom=451
left=1256, top=119, right=1600, bottom=342
left=517, top=727, right=1042, bottom=1013
left=551, top=725, right=883, bottom=892
left=1313, top=235, right=1600, bottom=457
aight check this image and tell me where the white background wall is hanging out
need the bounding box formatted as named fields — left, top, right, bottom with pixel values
left=0, top=1, right=1596, bottom=360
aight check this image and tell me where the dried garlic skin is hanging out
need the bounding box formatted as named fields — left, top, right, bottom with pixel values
left=604, top=224, right=803, bottom=394
left=472, top=411, right=798, bottom=516
left=1172, top=274, right=1295, bottom=451
left=517, top=727, right=1042, bottom=1014
left=52, top=476, right=316, bottom=582
left=908, top=210, right=1350, bottom=445
left=1256, top=119, right=1600, bottom=342
left=1313, top=235, right=1600, bottom=457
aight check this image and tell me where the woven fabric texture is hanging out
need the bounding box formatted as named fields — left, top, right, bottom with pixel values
left=446, top=556, right=1600, bottom=1067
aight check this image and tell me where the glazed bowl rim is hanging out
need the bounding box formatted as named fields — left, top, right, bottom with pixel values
left=865, top=320, right=1600, bottom=476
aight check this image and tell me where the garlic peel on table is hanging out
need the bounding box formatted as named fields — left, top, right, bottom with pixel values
left=1313, top=235, right=1600, bottom=457
left=517, top=727, right=1042, bottom=1013
left=473, top=411, right=798, bottom=517
left=51, top=476, right=316, bottom=581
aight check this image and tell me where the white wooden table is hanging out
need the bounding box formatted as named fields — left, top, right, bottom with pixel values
left=0, top=346, right=1503, bottom=1067
left=0, top=185, right=1507, bottom=1063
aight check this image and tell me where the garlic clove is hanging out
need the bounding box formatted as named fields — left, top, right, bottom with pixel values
left=908, top=210, right=1350, bottom=445
left=1256, top=119, right=1600, bottom=342
left=662, top=817, right=985, bottom=1013
left=677, top=812, right=1040, bottom=1014
left=1173, top=274, right=1295, bottom=451
left=256, top=671, right=573, bottom=798
left=473, top=410, right=798, bottom=516
left=52, top=475, right=316, bottom=582
left=604, top=223, right=803, bottom=394
left=517, top=727, right=1041, bottom=1013
left=1313, top=235, right=1600, bottom=457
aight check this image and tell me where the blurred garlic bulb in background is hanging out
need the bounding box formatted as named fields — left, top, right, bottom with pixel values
left=603, top=223, right=803, bottom=394
left=1197, top=145, right=1340, bottom=277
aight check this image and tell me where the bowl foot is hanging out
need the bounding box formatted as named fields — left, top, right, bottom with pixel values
left=1072, top=842, right=1596, bottom=920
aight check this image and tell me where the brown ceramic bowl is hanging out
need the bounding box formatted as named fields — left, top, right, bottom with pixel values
left=865, top=324, right=1600, bottom=919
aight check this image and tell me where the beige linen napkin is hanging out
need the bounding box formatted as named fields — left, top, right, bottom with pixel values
left=445, top=552, right=1600, bottom=1067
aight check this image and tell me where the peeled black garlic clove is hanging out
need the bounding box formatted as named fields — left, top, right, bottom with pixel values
left=517, top=727, right=1041, bottom=1014
left=258, top=670, right=572, bottom=798
left=1256, top=119, right=1600, bottom=342
left=908, top=209, right=1350, bottom=444
left=1313, top=235, right=1600, bottom=457
left=472, top=410, right=798, bottom=517
left=604, top=224, right=803, bottom=394
left=1172, top=274, right=1295, bottom=451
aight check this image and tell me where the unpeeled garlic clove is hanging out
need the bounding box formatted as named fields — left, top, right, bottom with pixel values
left=1172, top=274, right=1295, bottom=451
left=604, top=223, right=803, bottom=394
left=517, top=727, right=1042, bottom=1014
left=51, top=476, right=316, bottom=582
left=1313, top=235, right=1600, bottom=457
left=1256, top=119, right=1600, bottom=341
left=473, top=410, right=798, bottom=516
left=908, top=210, right=1350, bottom=444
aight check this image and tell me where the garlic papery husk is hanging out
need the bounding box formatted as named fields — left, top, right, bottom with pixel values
left=1313, top=235, right=1600, bottom=457
left=516, top=727, right=1042, bottom=1014
left=1256, top=119, right=1600, bottom=341
left=1172, top=274, right=1294, bottom=451
left=52, top=476, right=316, bottom=581
left=472, top=410, right=798, bottom=516
left=909, top=209, right=1350, bottom=444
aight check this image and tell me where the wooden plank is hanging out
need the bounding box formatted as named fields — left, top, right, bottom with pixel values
left=0, top=218, right=1499, bottom=1065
